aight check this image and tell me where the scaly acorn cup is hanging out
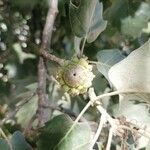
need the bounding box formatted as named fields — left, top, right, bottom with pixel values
left=56, top=57, right=95, bottom=96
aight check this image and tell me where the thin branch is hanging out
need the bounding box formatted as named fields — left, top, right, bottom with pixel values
left=90, top=115, right=106, bottom=149
left=119, top=125, right=150, bottom=139
left=37, top=0, right=58, bottom=127
left=106, top=127, right=113, bottom=150
left=88, top=60, right=111, bottom=68
left=80, top=36, right=87, bottom=57
left=41, top=50, right=65, bottom=66
left=95, top=89, right=150, bottom=102
left=96, top=105, right=114, bottom=126
left=41, top=0, right=58, bottom=51
left=73, top=100, right=92, bottom=125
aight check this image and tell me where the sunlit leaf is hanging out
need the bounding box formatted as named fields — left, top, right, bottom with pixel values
left=108, top=39, right=150, bottom=101
left=69, top=0, right=107, bottom=43
left=37, top=114, right=92, bottom=150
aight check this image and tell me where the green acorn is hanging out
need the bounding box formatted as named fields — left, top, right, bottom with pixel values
left=56, top=57, right=95, bottom=96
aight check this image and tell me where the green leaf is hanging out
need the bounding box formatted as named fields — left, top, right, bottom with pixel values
left=37, top=114, right=92, bottom=150
left=16, top=95, right=38, bottom=128
left=69, top=0, right=107, bottom=43
left=10, top=131, right=32, bottom=150
left=96, top=49, right=125, bottom=81
left=0, top=139, right=10, bottom=150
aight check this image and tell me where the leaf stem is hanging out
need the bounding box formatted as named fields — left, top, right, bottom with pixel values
left=73, top=100, right=92, bottom=125
left=88, top=60, right=111, bottom=67
left=119, top=125, right=150, bottom=139
left=90, top=115, right=106, bottom=149
left=80, top=36, right=87, bottom=57
left=95, top=89, right=150, bottom=102
left=106, top=127, right=113, bottom=150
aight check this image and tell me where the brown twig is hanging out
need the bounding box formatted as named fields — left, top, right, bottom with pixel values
left=41, top=50, right=65, bottom=66
left=37, top=0, right=58, bottom=127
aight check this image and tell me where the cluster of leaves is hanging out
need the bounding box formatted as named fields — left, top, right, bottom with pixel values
left=0, top=0, right=150, bottom=149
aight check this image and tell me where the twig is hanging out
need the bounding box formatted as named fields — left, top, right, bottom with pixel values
left=106, top=127, right=113, bottom=150
left=37, top=0, right=58, bottom=127
left=42, top=104, right=86, bottom=122
left=41, top=0, right=58, bottom=51
left=73, top=100, right=92, bottom=125
left=88, top=60, right=111, bottom=67
left=37, top=57, right=47, bottom=127
left=90, top=115, right=106, bottom=149
left=80, top=36, right=87, bottom=57
left=96, top=105, right=114, bottom=126
left=119, top=125, right=150, bottom=139
left=95, top=89, right=150, bottom=102
left=41, top=50, right=65, bottom=66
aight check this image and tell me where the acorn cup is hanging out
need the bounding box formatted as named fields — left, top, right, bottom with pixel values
left=56, top=57, right=95, bottom=96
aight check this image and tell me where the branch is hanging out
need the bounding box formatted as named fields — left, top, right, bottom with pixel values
left=41, top=50, right=65, bottom=66
left=90, top=115, right=106, bottom=149
left=94, top=89, right=150, bottom=102
left=106, top=127, right=113, bottom=150
left=37, top=0, right=58, bottom=127
left=41, top=0, right=58, bottom=51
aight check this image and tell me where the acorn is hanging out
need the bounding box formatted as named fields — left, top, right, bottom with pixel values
left=56, top=57, right=95, bottom=96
